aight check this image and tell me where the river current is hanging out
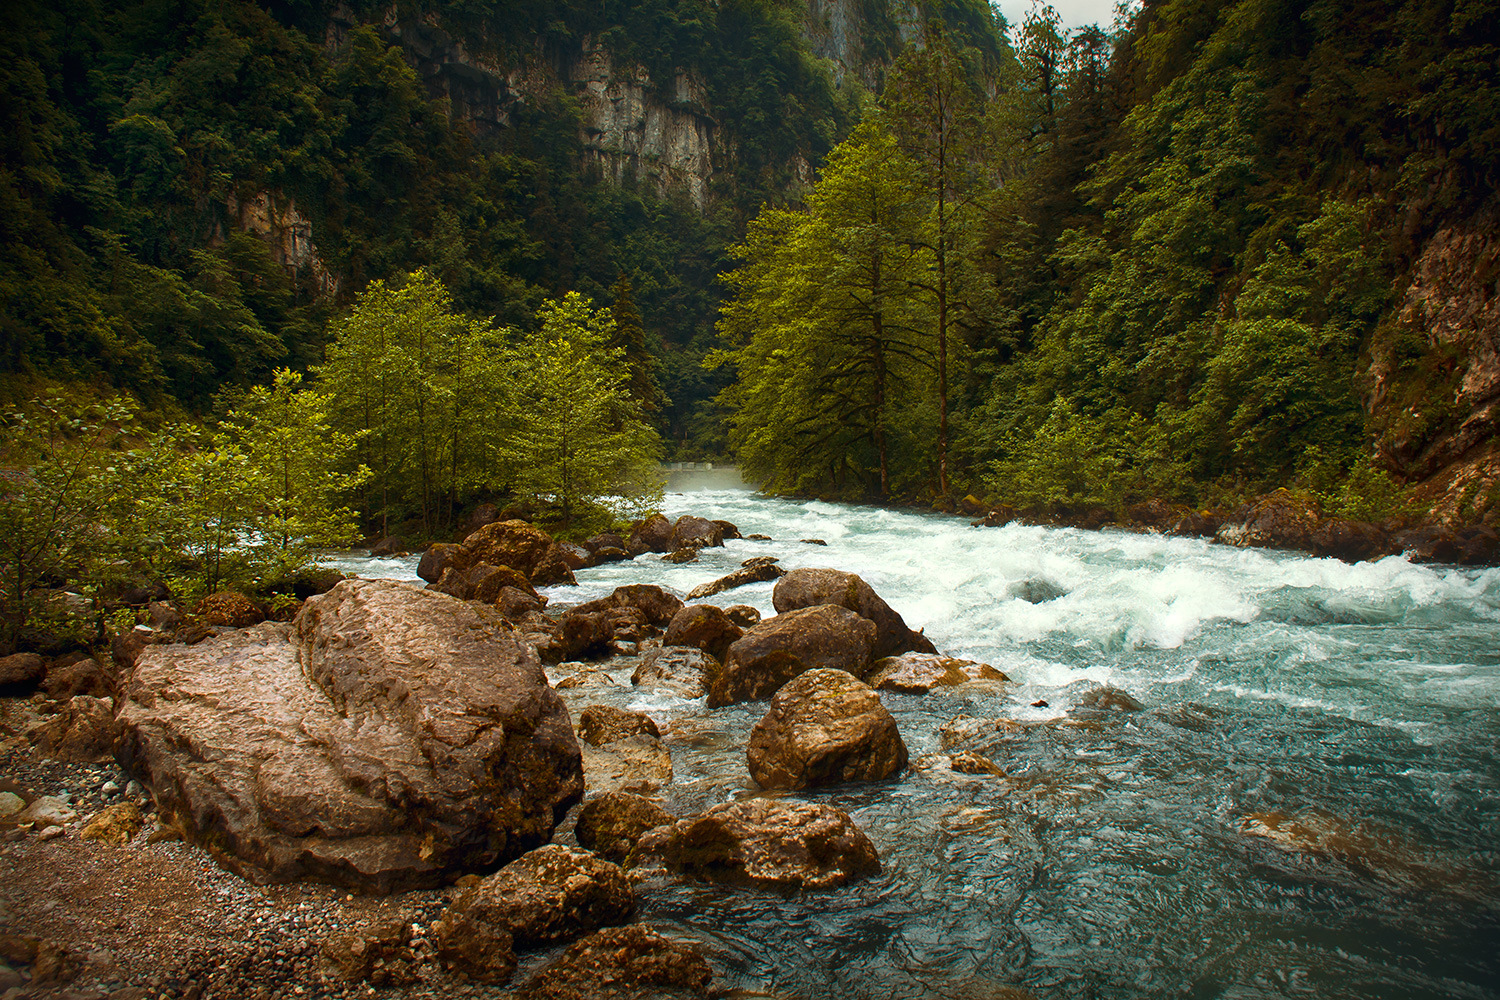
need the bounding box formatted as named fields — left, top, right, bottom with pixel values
left=330, top=474, right=1500, bottom=999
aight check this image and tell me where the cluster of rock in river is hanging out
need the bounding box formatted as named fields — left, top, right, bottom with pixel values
left=1, top=512, right=1032, bottom=997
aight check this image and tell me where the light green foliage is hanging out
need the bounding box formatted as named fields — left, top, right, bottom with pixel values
left=0, top=396, right=133, bottom=647
left=505, top=293, right=664, bottom=522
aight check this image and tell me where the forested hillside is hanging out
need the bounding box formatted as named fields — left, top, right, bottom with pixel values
left=720, top=0, right=1500, bottom=527
left=3, top=0, right=1498, bottom=531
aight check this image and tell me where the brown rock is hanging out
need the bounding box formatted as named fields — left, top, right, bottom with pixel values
left=417, top=542, right=475, bottom=584
left=1310, top=519, right=1392, bottom=561
left=532, top=545, right=580, bottom=586
left=581, top=735, right=674, bottom=794
left=593, top=545, right=629, bottom=564
left=1076, top=685, right=1144, bottom=712
left=497, top=586, right=545, bottom=620
left=669, top=515, right=723, bottom=550
left=627, top=514, right=674, bottom=554
left=949, top=750, right=1004, bottom=775
left=0, top=652, right=45, bottom=686
left=41, top=653, right=111, bottom=701
left=723, top=605, right=761, bottom=628
left=116, top=579, right=582, bottom=891
left=772, top=567, right=935, bottom=658
left=661, top=546, right=700, bottom=564
left=685, top=562, right=784, bottom=600
left=194, top=592, right=263, bottom=628
left=713, top=519, right=741, bottom=540
left=470, top=563, right=539, bottom=603
left=1215, top=491, right=1319, bottom=553
left=867, top=653, right=1009, bottom=694
left=574, top=792, right=674, bottom=862
left=321, top=919, right=418, bottom=986
left=369, top=535, right=406, bottom=557
left=111, top=626, right=165, bottom=672
left=79, top=802, right=143, bottom=845
left=662, top=605, right=742, bottom=662
left=514, top=924, right=713, bottom=1000
left=746, top=669, right=907, bottom=790
left=578, top=705, right=661, bottom=746
left=555, top=542, right=595, bottom=571
left=553, top=665, right=621, bottom=689
left=709, top=605, right=877, bottom=708
left=631, top=647, right=713, bottom=699
left=434, top=845, right=633, bottom=962
left=637, top=798, right=879, bottom=889
left=610, top=585, right=684, bottom=626
left=465, top=520, right=556, bottom=577
left=1171, top=510, right=1222, bottom=537
left=28, top=695, right=118, bottom=762
left=457, top=502, right=502, bottom=538
left=582, top=532, right=626, bottom=554
left=551, top=611, right=615, bottom=662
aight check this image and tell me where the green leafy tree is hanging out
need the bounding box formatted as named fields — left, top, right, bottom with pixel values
left=505, top=292, right=664, bottom=524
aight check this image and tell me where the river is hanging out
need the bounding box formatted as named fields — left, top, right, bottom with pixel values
left=328, top=473, right=1500, bottom=999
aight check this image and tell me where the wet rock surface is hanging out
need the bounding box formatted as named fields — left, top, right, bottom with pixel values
left=116, top=579, right=583, bottom=891
left=636, top=798, right=880, bottom=889
left=574, top=792, right=675, bottom=863
left=630, top=646, right=712, bottom=698
left=867, top=653, right=1009, bottom=694
left=513, top=924, right=714, bottom=1000
left=746, top=668, right=908, bottom=790
left=662, top=604, right=742, bottom=662
left=709, top=604, right=877, bottom=707
left=771, top=567, right=935, bottom=657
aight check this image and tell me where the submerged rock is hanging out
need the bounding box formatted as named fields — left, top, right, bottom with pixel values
left=513, top=924, right=714, bottom=1000
left=117, top=579, right=583, bottom=891
left=1007, top=578, right=1068, bottom=604
left=867, top=653, right=1009, bottom=693
left=708, top=604, right=877, bottom=707
left=581, top=734, right=674, bottom=795
left=636, top=798, right=879, bottom=889
left=772, top=567, right=935, bottom=658
left=746, top=668, right=907, bottom=790
left=631, top=646, right=713, bottom=698
left=1075, top=685, right=1144, bottom=713
left=575, top=792, right=675, bottom=863
left=686, top=561, right=784, bottom=600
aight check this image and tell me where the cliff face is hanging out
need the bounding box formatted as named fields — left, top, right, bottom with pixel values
left=1369, top=196, right=1500, bottom=523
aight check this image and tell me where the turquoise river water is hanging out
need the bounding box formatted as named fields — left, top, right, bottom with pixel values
left=331, top=475, right=1500, bottom=999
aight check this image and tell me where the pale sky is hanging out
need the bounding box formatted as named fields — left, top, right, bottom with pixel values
left=992, top=0, right=1128, bottom=33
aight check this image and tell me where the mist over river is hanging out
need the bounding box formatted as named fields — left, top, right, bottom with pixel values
left=328, top=473, right=1500, bottom=998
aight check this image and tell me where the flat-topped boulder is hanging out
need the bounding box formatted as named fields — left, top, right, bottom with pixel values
left=117, top=579, right=583, bottom=892
left=772, top=567, right=936, bottom=658
left=746, top=669, right=907, bottom=790
left=867, top=653, right=1009, bottom=694
left=708, top=604, right=877, bottom=707
left=635, top=798, right=879, bottom=889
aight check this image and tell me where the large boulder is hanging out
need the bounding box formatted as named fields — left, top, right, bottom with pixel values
left=746, top=669, right=907, bottom=790
left=465, top=520, right=556, bottom=577
left=575, top=792, right=675, bottom=863
left=636, top=798, right=879, bottom=889
left=866, top=653, right=1009, bottom=694
left=1309, top=519, right=1391, bottom=562
left=708, top=604, right=877, bottom=708
left=662, top=605, right=742, bottom=662
left=1215, top=491, right=1318, bottom=553
left=669, top=515, right=723, bottom=550
left=28, top=695, right=119, bottom=762
left=685, top=561, right=785, bottom=600
left=116, top=579, right=583, bottom=892
left=631, top=646, right=713, bottom=699
left=771, top=568, right=935, bottom=658
left=417, top=542, right=475, bottom=584
left=627, top=514, right=674, bottom=554
left=433, top=845, right=633, bottom=970
left=513, top=925, right=714, bottom=1000
left=0, top=652, right=45, bottom=687
left=532, top=545, right=580, bottom=586
left=570, top=585, right=683, bottom=628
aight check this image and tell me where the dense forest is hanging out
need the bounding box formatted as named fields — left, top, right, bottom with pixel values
left=3, top=0, right=1499, bottom=568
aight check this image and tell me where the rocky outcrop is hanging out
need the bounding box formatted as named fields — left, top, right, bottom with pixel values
left=709, top=604, right=878, bottom=707
left=771, top=567, right=935, bottom=658
left=867, top=653, right=1008, bottom=693
left=746, top=669, right=907, bottom=790
left=574, top=792, right=675, bottom=863
left=669, top=515, right=723, bottom=550
left=636, top=798, right=879, bottom=889
left=116, top=579, right=583, bottom=891
left=513, top=924, right=714, bottom=1000
left=433, top=845, right=634, bottom=977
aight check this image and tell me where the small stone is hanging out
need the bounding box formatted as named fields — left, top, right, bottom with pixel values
left=0, top=792, right=23, bottom=820
left=125, top=780, right=142, bottom=797
left=18, top=795, right=77, bottom=829
left=101, top=781, right=120, bottom=794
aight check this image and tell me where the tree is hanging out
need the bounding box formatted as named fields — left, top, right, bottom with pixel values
left=608, top=273, right=666, bottom=416
left=878, top=26, right=992, bottom=495
left=717, top=122, right=935, bottom=497
left=505, top=292, right=663, bottom=524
